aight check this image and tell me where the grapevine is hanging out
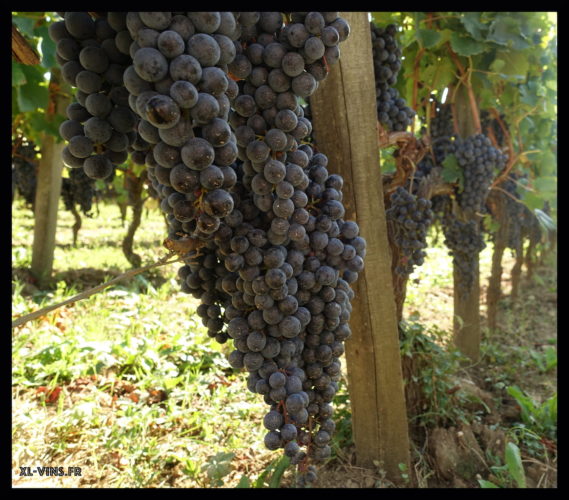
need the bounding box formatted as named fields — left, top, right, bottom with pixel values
left=12, top=139, right=38, bottom=207
left=454, top=133, right=508, bottom=215
left=386, top=186, right=433, bottom=276
left=50, top=11, right=365, bottom=487
left=370, top=22, right=415, bottom=132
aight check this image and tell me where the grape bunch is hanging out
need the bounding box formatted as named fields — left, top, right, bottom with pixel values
left=454, top=133, right=508, bottom=214
left=49, top=12, right=138, bottom=180
left=50, top=11, right=364, bottom=487
left=193, top=12, right=361, bottom=487
left=12, top=135, right=97, bottom=218
left=495, top=174, right=532, bottom=251
left=370, top=22, right=415, bottom=132
left=430, top=101, right=456, bottom=165
left=12, top=140, right=39, bottom=206
left=431, top=101, right=454, bottom=139
left=386, top=187, right=433, bottom=276
left=413, top=102, right=456, bottom=187
left=60, top=168, right=97, bottom=215
left=442, top=214, right=486, bottom=297
left=127, top=11, right=244, bottom=240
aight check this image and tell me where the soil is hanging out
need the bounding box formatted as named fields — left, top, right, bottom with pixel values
left=314, top=252, right=557, bottom=489
left=12, top=250, right=557, bottom=489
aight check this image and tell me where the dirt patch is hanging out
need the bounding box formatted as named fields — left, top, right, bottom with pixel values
left=316, top=255, right=557, bottom=489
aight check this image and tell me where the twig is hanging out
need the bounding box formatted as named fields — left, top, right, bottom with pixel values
left=12, top=252, right=181, bottom=328
left=447, top=44, right=481, bottom=135
left=490, top=186, right=527, bottom=205
left=418, top=14, right=461, bottom=23
left=412, top=47, right=425, bottom=131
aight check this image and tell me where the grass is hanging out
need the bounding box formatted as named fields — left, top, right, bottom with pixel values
left=12, top=197, right=557, bottom=488
left=12, top=198, right=295, bottom=488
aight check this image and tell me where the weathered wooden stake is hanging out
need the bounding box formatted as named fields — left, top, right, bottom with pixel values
left=452, top=85, right=482, bottom=361
left=310, top=12, right=411, bottom=483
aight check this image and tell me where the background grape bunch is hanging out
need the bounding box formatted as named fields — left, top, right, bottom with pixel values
left=12, top=140, right=39, bottom=207
left=454, top=133, right=508, bottom=215
left=12, top=137, right=97, bottom=218
left=442, top=214, right=486, bottom=297
left=386, top=186, right=433, bottom=276
left=60, top=168, right=97, bottom=216
left=370, top=22, right=415, bottom=132
left=490, top=174, right=531, bottom=252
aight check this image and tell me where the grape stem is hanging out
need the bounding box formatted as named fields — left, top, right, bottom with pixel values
left=12, top=251, right=181, bottom=328
left=411, top=47, right=425, bottom=131
left=446, top=44, right=482, bottom=135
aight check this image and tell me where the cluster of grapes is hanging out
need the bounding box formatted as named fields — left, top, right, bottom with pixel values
left=442, top=215, right=486, bottom=297
left=413, top=101, right=455, bottom=191
left=51, top=12, right=363, bottom=487
left=204, top=12, right=360, bottom=487
left=12, top=135, right=99, bottom=219
left=370, top=22, right=415, bottom=132
left=386, top=187, right=433, bottom=276
left=50, top=12, right=139, bottom=179
left=454, top=133, right=508, bottom=214
left=431, top=100, right=454, bottom=139
left=497, top=174, right=538, bottom=251
left=430, top=101, right=456, bottom=164
left=12, top=140, right=38, bottom=206
left=124, top=12, right=246, bottom=238
left=60, top=168, right=97, bottom=215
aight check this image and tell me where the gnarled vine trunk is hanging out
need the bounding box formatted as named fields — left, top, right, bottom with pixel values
left=121, top=173, right=145, bottom=268
left=510, top=244, right=524, bottom=300
left=70, top=204, right=82, bottom=248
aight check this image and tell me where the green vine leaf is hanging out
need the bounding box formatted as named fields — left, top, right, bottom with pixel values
left=534, top=209, right=556, bottom=232
left=12, top=16, right=35, bottom=37
left=478, top=479, right=500, bottom=488
left=36, top=24, right=57, bottom=69
left=423, top=58, right=455, bottom=91
left=28, top=112, right=64, bottom=142
left=416, top=28, right=442, bottom=49
left=487, top=15, right=531, bottom=51
left=489, top=58, right=506, bottom=73
left=12, top=62, right=27, bottom=86
left=493, top=50, right=530, bottom=81
left=441, top=154, right=464, bottom=190
left=482, top=213, right=500, bottom=233
left=505, top=442, right=526, bottom=488
left=131, top=162, right=147, bottom=178
left=459, top=12, right=487, bottom=41
left=16, top=65, right=48, bottom=112
left=450, top=32, right=486, bottom=56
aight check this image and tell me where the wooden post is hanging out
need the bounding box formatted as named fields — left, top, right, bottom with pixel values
left=452, top=85, right=482, bottom=361
left=12, top=24, right=40, bottom=65
left=310, top=12, right=411, bottom=483
left=30, top=68, right=70, bottom=286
